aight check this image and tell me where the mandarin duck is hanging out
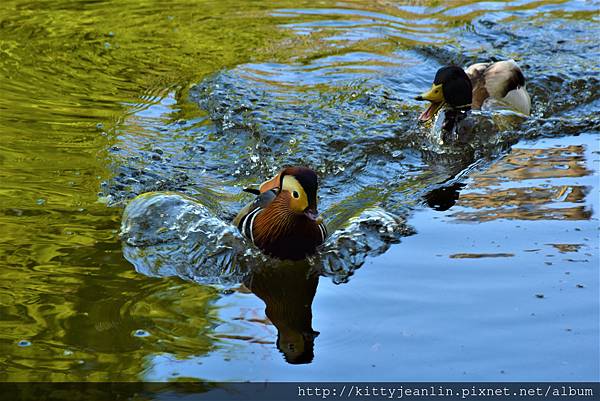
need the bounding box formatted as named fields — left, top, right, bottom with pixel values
left=233, top=167, right=327, bottom=260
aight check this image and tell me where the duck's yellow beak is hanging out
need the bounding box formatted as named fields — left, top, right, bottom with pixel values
left=415, top=83, right=445, bottom=122
left=416, top=83, right=444, bottom=102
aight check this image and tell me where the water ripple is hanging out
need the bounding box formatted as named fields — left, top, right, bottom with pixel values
left=105, top=2, right=599, bottom=288
left=120, top=192, right=413, bottom=287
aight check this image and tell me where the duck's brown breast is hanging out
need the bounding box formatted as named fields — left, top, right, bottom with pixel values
left=253, top=193, right=324, bottom=260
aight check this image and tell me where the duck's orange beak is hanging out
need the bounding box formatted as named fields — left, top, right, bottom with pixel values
left=259, top=172, right=282, bottom=193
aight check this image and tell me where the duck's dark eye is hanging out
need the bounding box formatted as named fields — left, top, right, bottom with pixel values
left=292, top=191, right=300, bottom=199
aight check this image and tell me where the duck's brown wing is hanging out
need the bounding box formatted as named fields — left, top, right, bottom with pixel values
left=482, top=60, right=526, bottom=98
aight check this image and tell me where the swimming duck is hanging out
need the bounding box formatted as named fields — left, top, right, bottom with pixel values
left=233, top=167, right=327, bottom=260
left=416, top=60, right=531, bottom=122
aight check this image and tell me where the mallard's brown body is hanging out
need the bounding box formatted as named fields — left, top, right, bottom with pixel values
left=465, top=60, right=531, bottom=114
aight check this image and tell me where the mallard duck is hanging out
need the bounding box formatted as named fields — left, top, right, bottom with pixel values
left=233, top=167, right=327, bottom=260
left=416, top=60, right=531, bottom=122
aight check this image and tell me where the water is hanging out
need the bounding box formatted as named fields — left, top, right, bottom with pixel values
left=0, top=0, right=598, bottom=382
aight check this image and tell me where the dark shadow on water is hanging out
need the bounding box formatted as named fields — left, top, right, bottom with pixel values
left=424, top=182, right=467, bottom=212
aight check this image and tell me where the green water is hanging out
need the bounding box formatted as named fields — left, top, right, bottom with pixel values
left=0, top=0, right=265, bottom=381
left=1, top=0, right=598, bottom=382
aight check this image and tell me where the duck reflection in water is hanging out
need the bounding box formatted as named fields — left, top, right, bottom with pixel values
left=243, top=261, right=320, bottom=364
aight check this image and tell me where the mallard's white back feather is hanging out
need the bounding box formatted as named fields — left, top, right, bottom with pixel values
left=502, top=86, right=531, bottom=115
